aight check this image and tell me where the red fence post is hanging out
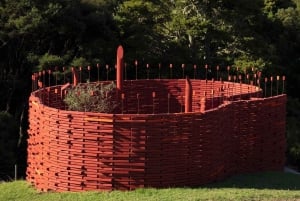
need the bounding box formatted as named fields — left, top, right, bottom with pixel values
left=72, top=67, right=78, bottom=87
left=117, top=45, right=124, bottom=91
left=185, top=77, right=192, bottom=113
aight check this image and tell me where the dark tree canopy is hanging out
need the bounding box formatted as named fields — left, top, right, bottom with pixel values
left=1, top=0, right=300, bottom=177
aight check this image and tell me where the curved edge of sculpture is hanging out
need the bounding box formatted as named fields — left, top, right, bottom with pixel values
left=26, top=79, right=286, bottom=191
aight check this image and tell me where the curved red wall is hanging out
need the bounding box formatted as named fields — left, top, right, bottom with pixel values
left=27, top=79, right=286, bottom=191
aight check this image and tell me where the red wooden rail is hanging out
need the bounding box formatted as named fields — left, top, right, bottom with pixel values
left=27, top=79, right=286, bottom=192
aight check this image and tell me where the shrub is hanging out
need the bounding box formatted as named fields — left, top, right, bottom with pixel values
left=37, top=53, right=64, bottom=72
left=289, top=143, right=300, bottom=170
left=286, top=97, right=300, bottom=170
left=71, top=57, right=90, bottom=68
left=64, top=82, right=119, bottom=113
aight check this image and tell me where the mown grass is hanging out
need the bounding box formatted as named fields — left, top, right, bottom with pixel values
left=1, top=171, right=300, bottom=201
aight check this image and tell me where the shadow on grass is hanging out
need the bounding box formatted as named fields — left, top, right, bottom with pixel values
left=204, top=171, right=300, bottom=190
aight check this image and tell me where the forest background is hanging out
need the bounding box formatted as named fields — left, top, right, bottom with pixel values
left=1, top=0, right=300, bottom=179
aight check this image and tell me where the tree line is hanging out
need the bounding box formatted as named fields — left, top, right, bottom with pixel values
left=1, top=0, right=300, bottom=178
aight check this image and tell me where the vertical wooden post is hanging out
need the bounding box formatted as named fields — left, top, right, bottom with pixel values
left=63, top=66, right=66, bottom=84
left=117, top=45, right=124, bottom=91
left=106, top=64, right=109, bottom=80
left=264, top=77, right=268, bottom=97
left=72, top=67, right=78, bottom=87
left=158, top=63, right=161, bottom=79
left=205, top=64, right=208, bottom=81
left=282, top=76, right=285, bottom=94
left=270, top=76, right=273, bottom=97
left=216, top=65, right=219, bottom=81
left=121, top=93, right=125, bottom=114
left=227, top=66, right=230, bottom=81
left=135, top=60, right=138, bottom=80
left=31, top=74, right=35, bottom=91
left=87, top=65, right=91, bottom=81
left=97, top=63, right=100, bottom=82
left=146, top=64, right=150, bottom=79
left=185, top=77, right=192, bottom=113
left=79, top=66, right=82, bottom=83
left=14, top=164, right=17, bottom=181
left=276, top=75, right=280, bottom=95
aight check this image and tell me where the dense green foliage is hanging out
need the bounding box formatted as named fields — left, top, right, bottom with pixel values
left=0, top=111, right=18, bottom=179
left=1, top=172, right=300, bottom=200
left=1, top=0, right=300, bottom=177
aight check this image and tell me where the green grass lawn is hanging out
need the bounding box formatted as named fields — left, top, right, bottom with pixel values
left=1, top=171, right=300, bottom=201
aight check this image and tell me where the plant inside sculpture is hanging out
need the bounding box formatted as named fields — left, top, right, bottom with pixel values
left=64, top=82, right=118, bottom=113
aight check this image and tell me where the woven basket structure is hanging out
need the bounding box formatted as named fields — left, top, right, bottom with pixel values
left=26, top=78, right=286, bottom=191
